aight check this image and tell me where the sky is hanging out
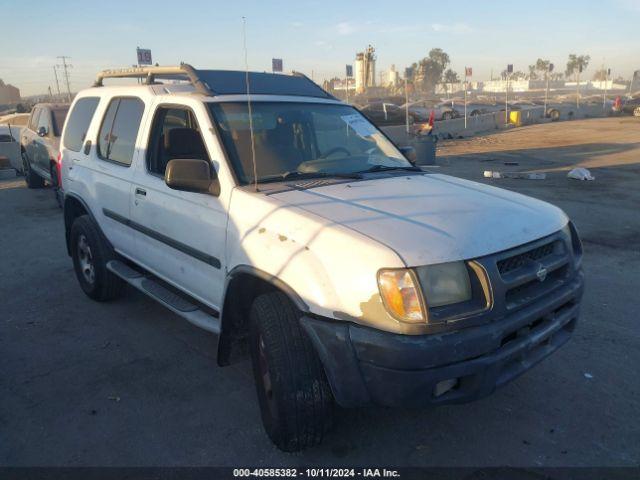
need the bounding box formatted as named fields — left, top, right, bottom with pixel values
left=1, top=0, right=639, bottom=96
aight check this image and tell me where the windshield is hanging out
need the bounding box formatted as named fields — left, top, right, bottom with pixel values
left=208, top=102, right=411, bottom=184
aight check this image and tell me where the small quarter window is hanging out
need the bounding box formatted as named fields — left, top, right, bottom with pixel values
left=63, top=97, right=99, bottom=152
left=98, top=97, right=145, bottom=166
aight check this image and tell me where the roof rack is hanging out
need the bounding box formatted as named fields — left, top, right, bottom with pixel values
left=93, top=64, right=336, bottom=100
left=94, top=63, right=211, bottom=95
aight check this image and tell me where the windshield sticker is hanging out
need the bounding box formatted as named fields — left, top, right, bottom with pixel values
left=341, top=114, right=377, bottom=137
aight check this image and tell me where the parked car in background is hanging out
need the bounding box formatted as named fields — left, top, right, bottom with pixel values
left=620, top=95, right=640, bottom=116
left=0, top=125, right=21, bottom=171
left=20, top=103, right=69, bottom=206
left=450, top=100, right=502, bottom=117
left=401, top=100, right=459, bottom=121
left=360, top=102, right=413, bottom=126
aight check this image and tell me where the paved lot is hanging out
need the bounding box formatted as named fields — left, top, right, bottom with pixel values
left=1, top=117, right=639, bottom=467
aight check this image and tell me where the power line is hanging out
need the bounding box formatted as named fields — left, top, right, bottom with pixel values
left=57, top=56, right=73, bottom=102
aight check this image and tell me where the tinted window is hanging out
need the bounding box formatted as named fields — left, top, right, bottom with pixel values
left=51, top=107, right=69, bottom=137
left=98, top=98, right=144, bottom=166
left=63, top=98, right=99, bottom=152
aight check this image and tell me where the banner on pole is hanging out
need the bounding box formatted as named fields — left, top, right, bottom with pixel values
left=405, top=66, right=414, bottom=80
left=272, top=58, right=283, bottom=73
left=136, top=48, right=152, bottom=66
left=465, top=67, right=472, bottom=77
left=345, top=65, right=353, bottom=78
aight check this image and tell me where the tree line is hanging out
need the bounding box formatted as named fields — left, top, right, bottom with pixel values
left=410, top=50, right=606, bottom=90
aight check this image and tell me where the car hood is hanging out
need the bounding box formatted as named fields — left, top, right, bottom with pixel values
left=271, top=174, right=568, bottom=266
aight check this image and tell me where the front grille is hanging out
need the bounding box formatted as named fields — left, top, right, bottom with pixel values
left=486, top=233, right=573, bottom=312
left=505, top=265, right=569, bottom=309
left=497, top=240, right=558, bottom=275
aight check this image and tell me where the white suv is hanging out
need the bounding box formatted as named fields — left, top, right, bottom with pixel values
left=61, top=65, right=584, bottom=451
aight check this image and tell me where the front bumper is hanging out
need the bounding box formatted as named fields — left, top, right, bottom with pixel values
left=300, top=271, right=584, bottom=408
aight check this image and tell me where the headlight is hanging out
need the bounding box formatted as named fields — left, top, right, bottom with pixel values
left=415, top=262, right=472, bottom=308
left=377, top=269, right=425, bottom=323
left=562, top=221, right=583, bottom=257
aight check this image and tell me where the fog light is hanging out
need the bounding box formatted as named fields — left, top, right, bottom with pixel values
left=433, top=378, right=459, bottom=397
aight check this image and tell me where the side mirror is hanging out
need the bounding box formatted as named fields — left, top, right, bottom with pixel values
left=37, top=126, right=48, bottom=137
left=165, top=158, right=220, bottom=195
left=399, top=146, right=417, bottom=164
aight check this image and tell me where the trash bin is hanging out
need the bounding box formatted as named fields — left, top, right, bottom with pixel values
left=412, top=135, right=437, bottom=166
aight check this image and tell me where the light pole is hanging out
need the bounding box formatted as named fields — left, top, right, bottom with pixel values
left=603, top=67, right=609, bottom=111
left=576, top=66, right=581, bottom=110
left=543, top=63, right=551, bottom=118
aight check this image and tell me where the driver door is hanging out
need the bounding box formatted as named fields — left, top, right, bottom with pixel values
left=130, top=102, right=227, bottom=310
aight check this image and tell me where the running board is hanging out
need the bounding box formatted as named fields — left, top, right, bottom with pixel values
left=106, top=260, right=221, bottom=335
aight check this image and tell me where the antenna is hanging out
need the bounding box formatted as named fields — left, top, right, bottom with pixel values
left=242, top=16, right=259, bottom=192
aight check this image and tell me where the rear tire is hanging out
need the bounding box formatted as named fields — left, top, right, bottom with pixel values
left=23, top=151, right=45, bottom=189
left=70, top=215, right=124, bottom=301
left=249, top=291, right=334, bottom=452
left=549, top=109, right=560, bottom=121
left=50, top=164, right=63, bottom=208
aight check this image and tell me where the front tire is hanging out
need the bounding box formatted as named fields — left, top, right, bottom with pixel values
left=70, top=215, right=124, bottom=301
left=22, top=151, right=45, bottom=189
left=249, top=291, right=334, bottom=452
left=633, top=106, right=640, bottom=117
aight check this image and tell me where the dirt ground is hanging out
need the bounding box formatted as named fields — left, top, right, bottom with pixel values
left=1, top=117, right=639, bottom=467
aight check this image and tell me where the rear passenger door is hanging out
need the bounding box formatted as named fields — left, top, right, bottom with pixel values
left=23, top=107, right=40, bottom=167
left=129, top=102, right=227, bottom=310
left=88, top=97, right=147, bottom=258
left=33, top=107, right=53, bottom=175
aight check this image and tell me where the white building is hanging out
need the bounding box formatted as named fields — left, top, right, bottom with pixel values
left=482, top=79, right=530, bottom=93
left=355, top=46, right=376, bottom=94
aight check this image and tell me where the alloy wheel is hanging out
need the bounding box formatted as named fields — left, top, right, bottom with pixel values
left=77, top=234, right=95, bottom=285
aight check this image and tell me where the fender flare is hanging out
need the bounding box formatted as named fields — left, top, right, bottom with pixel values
left=63, top=193, right=113, bottom=255
left=224, top=264, right=309, bottom=313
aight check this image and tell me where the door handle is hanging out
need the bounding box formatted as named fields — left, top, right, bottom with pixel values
left=135, top=188, right=147, bottom=196
left=83, top=140, right=92, bottom=155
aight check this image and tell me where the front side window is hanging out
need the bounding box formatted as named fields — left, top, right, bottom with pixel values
left=146, top=107, right=208, bottom=176
left=98, top=98, right=144, bottom=166
left=63, top=97, right=99, bottom=152
left=209, top=102, right=409, bottom=184
left=36, top=109, right=51, bottom=134
left=29, top=108, right=41, bottom=131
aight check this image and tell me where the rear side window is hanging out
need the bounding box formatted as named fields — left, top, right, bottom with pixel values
left=98, top=98, right=144, bottom=166
left=63, top=98, right=99, bottom=152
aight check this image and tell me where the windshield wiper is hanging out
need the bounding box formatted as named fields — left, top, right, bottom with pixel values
left=356, top=165, right=422, bottom=174
left=256, top=170, right=363, bottom=184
